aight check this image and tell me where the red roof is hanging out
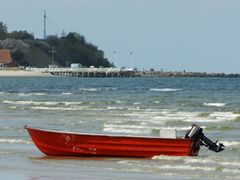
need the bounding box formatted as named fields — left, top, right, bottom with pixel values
left=0, top=49, right=12, bottom=64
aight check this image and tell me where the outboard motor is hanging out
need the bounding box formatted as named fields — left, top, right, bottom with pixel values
left=185, top=124, right=224, bottom=152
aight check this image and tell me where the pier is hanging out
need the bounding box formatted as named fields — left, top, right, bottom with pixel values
left=26, top=67, right=240, bottom=78
left=44, top=67, right=135, bottom=77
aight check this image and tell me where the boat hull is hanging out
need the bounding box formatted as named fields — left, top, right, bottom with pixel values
left=26, top=126, right=200, bottom=157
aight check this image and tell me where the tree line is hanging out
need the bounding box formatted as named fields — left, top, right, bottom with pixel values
left=0, top=22, right=113, bottom=68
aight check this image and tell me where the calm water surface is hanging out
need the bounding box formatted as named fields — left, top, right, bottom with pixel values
left=0, top=77, right=239, bottom=179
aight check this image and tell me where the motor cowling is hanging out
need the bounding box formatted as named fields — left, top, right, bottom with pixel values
left=185, top=124, right=224, bottom=152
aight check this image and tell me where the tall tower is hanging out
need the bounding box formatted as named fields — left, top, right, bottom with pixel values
left=44, top=10, right=46, bottom=39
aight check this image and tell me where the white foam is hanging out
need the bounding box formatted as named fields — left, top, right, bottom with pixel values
left=154, top=156, right=240, bottom=171
left=79, top=88, right=98, bottom=92
left=9, top=106, right=17, bottom=109
left=152, top=155, right=184, bottom=161
left=3, top=100, right=83, bottom=106
left=221, top=162, right=240, bottom=167
left=107, top=106, right=126, bottom=110
left=133, top=102, right=141, bottom=105
left=128, top=107, right=141, bottom=111
left=104, top=124, right=148, bottom=130
left=118, top=160, right=130, bottom=165
left=103, top=123, right=192, bottom=135
left=223, top=168, right=240, bottom=174
left=62, top=92, right=73, bottom=95
left=0, top=138, right=31, bottom=144
left=116, top=100, right=125, bottom=104
left=31, top=106, right=89, bottom=111
left=203, top=103, right=226, bottom=107
left=105, top=87, right=118, bottom=91
left=149, top=88, right=182, bottom=92
left=63, top=102, right=83, bottom=106
left=122, top=109, right=240, bottom=123
left=103, top=124, right=151, bottom=134
left=209, top=112, right=240, bottom=122
left=121, top=108, right=240, bottom=124
left=186, top=158, right=240, bottom=168
left=103, top=128, right=150, bottom=134
left=220, top=141, right=240, bottom=146
left=156, top=165, right=215, bottom=171
left=176, top=111, right=240, bottom=123
left=185, top=158, right=213, bottom=164
left=18, top=93, right=47, bottom=96
left=3, top=100, right=58, bottom=106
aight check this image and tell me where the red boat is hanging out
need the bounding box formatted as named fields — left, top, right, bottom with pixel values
left=25, top=124, right=224, bottom=157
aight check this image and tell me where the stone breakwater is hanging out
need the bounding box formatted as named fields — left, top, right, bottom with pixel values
left=135, top=70, right=240, bottom=78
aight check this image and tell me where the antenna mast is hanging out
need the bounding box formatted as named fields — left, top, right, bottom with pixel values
left=44, top=10, right=46, bottom=39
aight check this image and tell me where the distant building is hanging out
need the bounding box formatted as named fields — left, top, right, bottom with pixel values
left=48, top=64, right=58, bottom=69
left=0, top=49, right=14, bottom=68
left=70, top=63, right=82, bottom=68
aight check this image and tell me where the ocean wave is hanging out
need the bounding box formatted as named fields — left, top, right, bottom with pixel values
left=63, top=102, right=83, bottom=106
left=61, top=92, right=73, bottom=95
left=154, top=156, right=240, bottom=170
left=185, top=158, right=216, bottom=164
left=178, top=111, right=240, bottom=123
left=18, top=93, right=47, bottom=96
left=3, top=100, right=58, bottom=106
left=105, top=109, right=238, bottom=130
left=122, top=110, right=240, bottom=123
left=149, top=88, right=182, bottom=92
left=156, top=165, right=215, bottom=171
left=116, top=100, right=125, bottom=104
left=0, top=138, right=31, bottom=144
left=103, top=128, right=149, bottom=134
left=185, top=158, right=240, bottom=171
left=221, top=162, right=240, bottom=168
left=223, top=168, right=240, bottom=174
left=128, top=107, right=141, bottom=111
left=105, top=87, right=118, bottom=91
left=79, top=88, right=98, bottom=92
left=0, top=92, right=8, bottom=95
left=31, top=106, right=89, bottom=111
left=133, top=102, right=141, bottom=105
left=103, top=124, right=194, bottom=135
left=203, top=103, right=226, bottom=107
left=209, top=112, right=240, bottom=122
left=103, top=124, right=151, bottom=134
left=152, top=155, right=184, bottom=161
left=107, top=106, right=126, bottom=110
left=3, top=100, right=83, bottom=106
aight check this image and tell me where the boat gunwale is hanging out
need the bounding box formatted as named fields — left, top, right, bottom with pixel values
left=25, top=125, right=191, bottom=141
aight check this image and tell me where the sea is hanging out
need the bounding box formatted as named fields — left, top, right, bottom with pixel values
left=0, top=77, right=239, bottom=179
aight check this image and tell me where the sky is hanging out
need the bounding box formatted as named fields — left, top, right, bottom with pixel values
left=1, top=0, right=240, bottom=73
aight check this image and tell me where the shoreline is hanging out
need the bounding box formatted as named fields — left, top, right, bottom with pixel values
left=0, top=69, right=239, bottom=78
left=0, top=70, right=53, bottom=77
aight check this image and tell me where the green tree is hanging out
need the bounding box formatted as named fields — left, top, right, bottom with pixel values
left=46, top=35, right=60, bottom=47
left=0, top=22, right=8, bottom=40
left=9, top=30, right=34, bottom=40
left=52, top=32, right=112, bottom=67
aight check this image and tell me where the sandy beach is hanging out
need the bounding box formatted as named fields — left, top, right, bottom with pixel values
left=0, top=70, right=53, bottom=77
